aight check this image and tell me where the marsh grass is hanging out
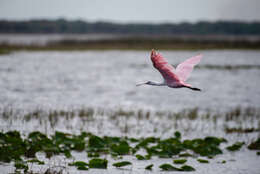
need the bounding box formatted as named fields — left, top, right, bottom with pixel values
left=1, top=107, right=260, bottom=136
left=1, top=106, right=260, bottom=173
left=1, top=36, right=260, bottom=53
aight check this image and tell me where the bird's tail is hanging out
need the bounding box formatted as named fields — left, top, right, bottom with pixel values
left=185, top=85, right=201, bottom=91
left=189, top=87, right=201, bottom=91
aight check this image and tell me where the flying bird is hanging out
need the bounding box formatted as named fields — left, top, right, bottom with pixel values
left=137, top=49, right=202, bottom=91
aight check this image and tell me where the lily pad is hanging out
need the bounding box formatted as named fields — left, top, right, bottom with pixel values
left=136, top=154, right=145, bottom=160
left=111, top=141, right=130, bottom=155
left=145, top=164, right=153, bottom=170
left=159, top=164, right=180, bottom=171
left=89, top=158, right=108, bottom=169
left=226, top=142, right=244, bottom=151
left=180, top=165, right=196, bottom=171
left=197, top=158, right=209, bottom=163
left=173, top=159, right=187, bottom=164
left=69, top=161, right=88, bottom=167
left=68, top=161, right=89, bottom=170
left=113, top=161, right=132, bottom=167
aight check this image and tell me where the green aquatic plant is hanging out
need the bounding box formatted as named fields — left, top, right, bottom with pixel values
left=27, top=158, right=44, bottom=165
left=113, top=161, right=132, bottom=167
left=180, top=165, right=196, bottom=171
left=14, top=160, right=29, bottom=173
left=0, top=130, right=251, bottom=172
left=87, top=152, right=100, bottom=158
left=248, top=138, right=260, bottom=150
left=197, top=158, right=209, bottom=163
left=226, top=142, right=245, bottom=151
left=145, top=164, right=153, bottom=170
left=135, top=154, right=145, bottom=160
left=110, top=141, right=131, bottom=155
left=69, top=161, right=89, bottom=170
left=173, top=159, right=187, bottom=164
left=179, top=152, right=193, bottom=157
left=88, top=158, right=108, bottom=169
left=159, top=163, right=180, bottom=171
left=159, top=163, right=195, bottom=171
left=183, top=137, right=226, bottom=157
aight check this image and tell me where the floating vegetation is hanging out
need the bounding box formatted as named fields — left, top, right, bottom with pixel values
left=226, top=142, right=245, bottom=151
left=159, top=163, right=195, bottom=171
left=112, top=161, right=132, bottom=168
left=14, top=160, right=29, bottom=173
left=179, top=153, right=193, bottom=157
left=1, top=130, right=254, bottom=173
left=27, top=158, right=45, bottom=165
left=173, top=159, right=187, bottom=164
left=197, top=158, right=209, bottom=163
left=69, top=161, right=89, bottom=170
left=248, top=138, right=260, bottom=150
left=145, top=164, right=153, bottom=170
left=159, top=163, right=180, bottom=171
left=88, top=158, right=108, bottom=169
left=135, top=154, right=146, bottom=160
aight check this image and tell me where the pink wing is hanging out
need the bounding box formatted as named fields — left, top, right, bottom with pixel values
left=150, top=50, right=180, bottom=83
left=175, top=54, right=202, bottom=82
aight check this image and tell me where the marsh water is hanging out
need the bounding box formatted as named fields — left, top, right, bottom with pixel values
left=0, top=50, right=260, bottom=173
left=1, top=50, right=260, bottom=111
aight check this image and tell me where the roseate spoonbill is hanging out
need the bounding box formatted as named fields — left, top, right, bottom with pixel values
left=137, top=49, right=202, bottom=91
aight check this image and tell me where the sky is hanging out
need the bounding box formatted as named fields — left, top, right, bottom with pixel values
left=1, top=0, right=260, bottom=23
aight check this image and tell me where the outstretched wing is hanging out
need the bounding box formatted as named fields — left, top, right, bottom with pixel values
left=150, top=50, right=180, bottom=83
left=175, top=54, right=202, bottom=82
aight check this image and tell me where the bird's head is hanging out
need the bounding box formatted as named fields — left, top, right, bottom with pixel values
left=151, top=49, right=157, bottom=58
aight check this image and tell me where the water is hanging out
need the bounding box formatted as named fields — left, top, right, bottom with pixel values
left=0, top=50, right=260, bottom=173
left=0, top=50, right=260, bottom=112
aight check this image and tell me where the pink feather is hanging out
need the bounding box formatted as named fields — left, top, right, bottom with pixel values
left=150, top=50, right=202, bottom=88
left=176, top=54, right=202, bottom=82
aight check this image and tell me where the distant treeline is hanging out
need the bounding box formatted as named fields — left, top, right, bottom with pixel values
left=0, top=19, right=260, bottom=35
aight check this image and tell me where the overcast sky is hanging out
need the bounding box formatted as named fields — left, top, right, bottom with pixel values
left=1, top=0, right=260, bottom=23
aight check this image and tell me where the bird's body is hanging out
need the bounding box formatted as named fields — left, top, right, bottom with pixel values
left=137, top=50, right=202, bottom=91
